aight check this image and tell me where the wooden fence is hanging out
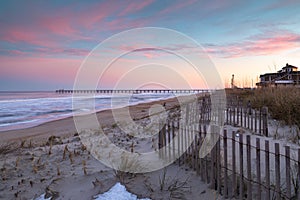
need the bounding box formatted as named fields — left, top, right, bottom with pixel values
left=158, top=97, right=300, bottom=199
left=226, top=99, right=269, bottom=136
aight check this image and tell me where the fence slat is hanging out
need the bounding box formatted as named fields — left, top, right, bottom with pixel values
left=172, top=121, right=176, bottom=162
left=237, top=104, right=239, bottom=125
left=256, top=138, right=261, bottom=200
left=298, top=149, right=300, bottom=199
left=265, top=140, right=270, bottom=200
left=262, top=107, right=268, bottom=136
left=168, top=121, right=171, bottom=161
left=259, top=108, right=262, bottom=135
left=199, top=124, right=204, bottom=180
left=254, top=110, right=257, bottom=132
left=177, top=120, right=181, bottom=165
left=226, top=108, right=228, bottom=124
left=232, top=131, right=237, bottom=198
left=158, top=122, right=162, bottom=158
left=210, top=144, right=216, bottom=189
left=275, top=143, right=280, bottom=200
left=205, top=125, right=209, bottom=184
left=163, top=123, right=167, bottom=160
left=246, top=135, right=252, bottom=200
left=247, top=111, right=250, bottom=129
left=240, top=104, right=243, bottom=127
left=224, top=130, right=228, bottom=198
left=216, top=139, right=221, bottom=193
left=244, top=109, right=247, bottom=129
left=239, top=134, right=244, bottom=199
left=233, top=107, right=236, bottom=125
left=251, top=112, right=253, bottom=131
left=285, top=146, right=291, bottom=199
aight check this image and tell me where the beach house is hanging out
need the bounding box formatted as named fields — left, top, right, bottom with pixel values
left=256, top=63, right=300, bottom=87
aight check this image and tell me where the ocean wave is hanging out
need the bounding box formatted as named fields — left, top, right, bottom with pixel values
left=0, top=92, right=174, bottom=131
left=0, top=113, right=16, bottom=118
left=36, top=109, right=73, bottom=116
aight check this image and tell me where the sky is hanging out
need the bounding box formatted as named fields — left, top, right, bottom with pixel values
left=1, top=0, right=300, bottom=90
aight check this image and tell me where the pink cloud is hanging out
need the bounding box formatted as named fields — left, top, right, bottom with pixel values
left=118, top=0, right=154, bottom=16
left=8, top=50, right=27, bottom=56
left=1, top=26, right=59, bottom=47
left=205, top=31, right=300, bottom=58
left=36, top=47, right=90, bottom=57
left=1, top=47, right=90, bottom=57
left=40, top=17, right=77, bottom=37
left=0, top=1, right=153, bottom=48
left=143, top=52, right=155, bottom=58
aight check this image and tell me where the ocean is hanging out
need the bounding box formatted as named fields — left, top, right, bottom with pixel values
left=0, top=91, right=174, bottom=132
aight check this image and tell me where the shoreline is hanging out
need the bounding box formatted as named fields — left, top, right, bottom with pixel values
left=0, top=96, right=179, bottom=143
left=0, top=92, right=205, bottom=144
left=0, top=93, right=174, bottom=135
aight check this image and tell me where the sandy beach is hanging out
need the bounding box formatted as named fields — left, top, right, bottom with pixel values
left=0, top=96, right=221, bottom=200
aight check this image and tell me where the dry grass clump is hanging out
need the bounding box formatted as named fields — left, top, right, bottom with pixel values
left=0, top=143, right=14, bottom=155
left=246, top=87, right=300, bottom=128
left=145, top=167, right=190, bottom=199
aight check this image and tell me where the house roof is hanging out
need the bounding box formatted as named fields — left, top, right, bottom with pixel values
left=282, top=63, right=298, bottom=69
left=259, top=73, right=278, bottom=77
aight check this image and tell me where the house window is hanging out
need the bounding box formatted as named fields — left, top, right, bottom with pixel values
left=288, top=75, right=292, bottom=80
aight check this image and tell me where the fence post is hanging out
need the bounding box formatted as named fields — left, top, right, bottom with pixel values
left=168, top=120, right=171, bottom=162
left=275, top=143, right=280, bottom=200
left=251, top=111, right=253, bottom=131
left=230, top=108, right=232, bottom=125
left=262, top=107, right=268, bottom=137
left=254, top=110, right=257, bottom=133
left=233, top=107, right=236, bottom=126
left=158, top=122, right=162, bottom=158
left=205, top=125, right=209, bottom=183
left=232, top=131, right=237, bottom=198
left=181, top=122, right=185, bottom=165
left=244, top=108, right=247, bottom=129
left=163, top=123, right=167, bottom=160
left=239, top=134, right=244, bottom=199
left=240, top=103, right=243, bottom=127
left=196, top=133, right=200, bottom=175
left=246, top=135, right=252, bottom=200
left=298, top=149, right=300, bottom=199
left=172, top=121, right=176, bottom=162
left=224, top=130, right=228, bottom=198
left=285, top=146, right=291, bottom=199
left=265, top=140, right=270, bottom=200
left=217, top=138, right=221, bottom=194
left=210, top=145, right=216, bottom=189
left=192, top=124, right=196, bottom=170
left=226, top=108, right=229, bottom=124
left=177, top=120, right=181, bottom=165
left=256, top=138, right=261, bottom=200
left=259, top=108, right=262, bottom=135
left=237, top=103, right=239, bottom=125
left=199, top=124, right=204, bottom=180
left=247, top=111, right=250, bottom=129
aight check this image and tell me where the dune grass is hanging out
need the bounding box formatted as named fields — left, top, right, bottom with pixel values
left=245, top=87, right=300, bottom=128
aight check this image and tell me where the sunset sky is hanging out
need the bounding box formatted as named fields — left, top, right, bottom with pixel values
left=1, top=0, right=300, bottom=90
